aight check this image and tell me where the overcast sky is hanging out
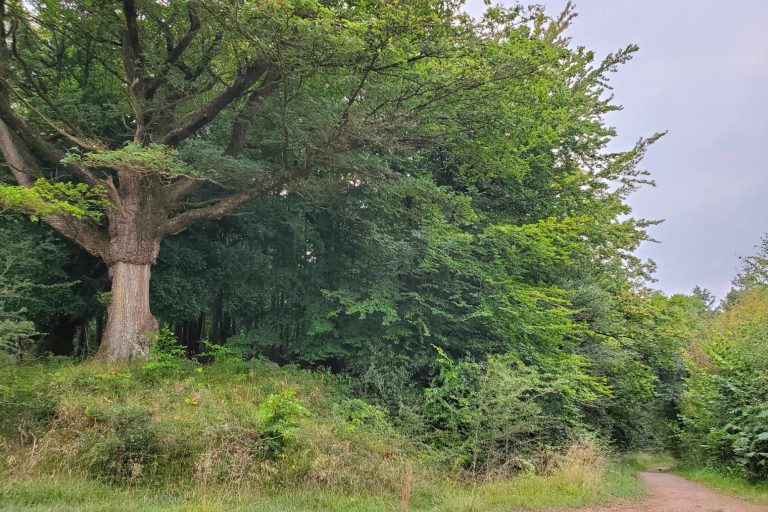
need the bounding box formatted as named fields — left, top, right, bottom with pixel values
left=467, top=0, right=768, bottom=299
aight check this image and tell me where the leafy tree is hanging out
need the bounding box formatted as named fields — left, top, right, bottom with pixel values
left=681, top=287, right=768, bottom=479
left=680, top=237, right=768, bottom=479
left=723, top=235, right=768, bottom=307
left=584, top=291, right=707, bottom=449
left=0, top=0, right=724, bottom=476
left=0, top=0, right=572, bottom=360
left=0, top=218, right=100, bottom=356
left=423, top=348, right=606, bottom=475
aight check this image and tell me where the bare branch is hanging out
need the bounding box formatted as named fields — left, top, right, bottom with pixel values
left=166, top=4, right=201, bottom=67
left=162, top=176, right=202, bottom=203
left=0, top=98, right=100, bottom=187
left=144, top=3, right=202, bottom=100
left=121, top=0, right=145, bottom=89
left=337, top=52, right=378, bottom=135
left=159, top=172, right=290, bottom=236
left=160, top=59, right=271, bottom=147
left=172, top=31, right=222, bottom=84
left=225, top=67, right=281, bottom=156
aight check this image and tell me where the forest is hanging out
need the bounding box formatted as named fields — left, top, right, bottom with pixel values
left=1, top=1, right=767, bottom=511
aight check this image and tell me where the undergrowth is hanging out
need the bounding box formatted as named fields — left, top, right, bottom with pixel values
left=0, top=357, right=642, bottom=511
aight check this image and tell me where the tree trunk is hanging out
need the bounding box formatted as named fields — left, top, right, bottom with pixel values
left=94, top=261, right=157, bottom=362
left=94, top=172, right=162, bottom=362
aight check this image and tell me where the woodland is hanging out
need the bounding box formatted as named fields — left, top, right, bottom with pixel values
left=1, top=1, right=767, bottom=510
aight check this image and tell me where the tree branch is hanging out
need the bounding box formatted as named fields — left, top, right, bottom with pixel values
left=162, top=176, right=202, bottom=203
left=160, top=59, right=271, bottom=147
left=0, top=97, right=100, bottom=187
left=9, top=17, right=85, bottom=138
left=159, top=172, right=290, bottom=236
left=225, top=66, right=281, bottom=156
left=121, top=0, right=150, bottom=141
left=144, top=3, right=201, bottom=100
left=0, top=117, right=109, bottom=259
left=121, top=0, right=145, bottom=91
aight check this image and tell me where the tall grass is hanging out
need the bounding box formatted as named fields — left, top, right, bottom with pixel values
left=0, top=360, right=645, bottom=511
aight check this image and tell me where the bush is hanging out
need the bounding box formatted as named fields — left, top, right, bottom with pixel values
left=139, top=327, right=195, bottom=380
left=679, top=287, right=768, bottom=481
left=422, top=349, right=596, bottom=478
left=81, top=406, right=163, bottom=483
left=0, top=318, right=37, bottom=357
left=0, top=363, right=58, bottom=440
left=720, top=404, right=768, bottom=482
left=258, top=389, right=312, bottom=458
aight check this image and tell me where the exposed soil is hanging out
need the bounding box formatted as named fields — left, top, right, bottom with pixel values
left=576, top=469, right=768, bottom=512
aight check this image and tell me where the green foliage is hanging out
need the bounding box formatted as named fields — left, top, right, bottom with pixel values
left=0, top=318, right=37, bottom=355
left=0, top=359, right=415, bottom=494
left=0, top=359, right=647, bottom=511
left=334, top=398, right=392, bottom=434
left=727, top=405, right=768, bottom=480
left=200, top=340, right=243, bottom=363
left=680, top=286, right=768, bottom=481
left=0, top=363, right=58, bottom=439
left=732, top=235, right=768, bottom=291
left=64, top=144, right=190, bottom=177
left=0, top=0, right=726, bottom=497
left=81, top=405, right=165, bottom=484
left=422, top=348, right=604, bottom=476
left=0, top=218, right=101, bottom=358
left=0, top=179, right=108, bottom=222
left=140, top=327, right=193, bottom=379
left=257, top=389, right=312, bottom=458
left=582, top=291, right=707, bottom=450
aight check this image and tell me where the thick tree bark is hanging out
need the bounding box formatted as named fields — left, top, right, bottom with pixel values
left=94, top=172, right=162, bottom=362
left=95, top=261, right=157, bottom=362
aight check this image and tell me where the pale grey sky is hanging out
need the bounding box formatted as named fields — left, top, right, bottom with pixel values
left=467, top=0, right=768, bottom=298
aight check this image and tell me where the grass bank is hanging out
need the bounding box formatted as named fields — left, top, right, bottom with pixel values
left=0, top=358, right=643, bottom=511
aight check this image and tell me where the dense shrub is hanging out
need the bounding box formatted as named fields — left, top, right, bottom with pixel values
left=81, top=405, right=166, bottom=483
left=422, top=349, right=602, bottom=477
left=679, top=287, right=768, bottom=481
left=0, top=360, right=59, bottom=441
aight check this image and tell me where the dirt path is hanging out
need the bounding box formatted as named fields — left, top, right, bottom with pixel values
left=576, top=469, right=768, bottom=512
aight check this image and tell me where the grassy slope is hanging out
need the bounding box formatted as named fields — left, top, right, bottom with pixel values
left=0, top=359, right=643, bottom=512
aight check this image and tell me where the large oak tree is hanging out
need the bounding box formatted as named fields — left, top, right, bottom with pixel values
left=0, top=0, right=566, bottom=361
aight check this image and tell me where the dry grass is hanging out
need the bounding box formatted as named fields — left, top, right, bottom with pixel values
left=545, top=438, right=606, bottom=486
